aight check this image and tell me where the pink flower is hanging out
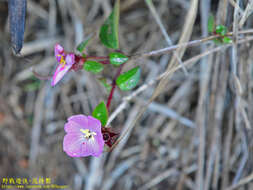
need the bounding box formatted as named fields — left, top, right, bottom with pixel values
left=63, top=115, right=105, bottom=157
left=51, top=44, right=75, bottom=86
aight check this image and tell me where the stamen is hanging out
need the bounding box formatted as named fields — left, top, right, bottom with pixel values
left=80, top=129, right=96, bottom=140
left=57, top=54, right=66, bottom=67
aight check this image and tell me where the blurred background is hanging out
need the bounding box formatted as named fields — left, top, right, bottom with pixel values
left=1, top=0, right=253, bottom=189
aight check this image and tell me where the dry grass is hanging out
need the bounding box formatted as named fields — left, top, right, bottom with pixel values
left=1, top=0, right=253, bottom=189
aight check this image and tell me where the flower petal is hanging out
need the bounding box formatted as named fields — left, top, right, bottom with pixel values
left=64, top=115, right=88, bottom=133
left=64, top=121, right=83, bottom=134
left=66, top=115, right=102, bottom=134
left=63, top=132, right=104, bottom=157
left=87, top=116, right=102, bottom=133
left=80, top=138, right=103, bottom=157
left=63, top=132, right=83, bottom=157
left=51, top=64, right=72, bottom=86
left=65, top=53, right=75, bottom=66
left=55, top=44, right=64, bottom=56
left=92, top=132, right=104, bottom=156
left=54, top=44, right=66, bottom=62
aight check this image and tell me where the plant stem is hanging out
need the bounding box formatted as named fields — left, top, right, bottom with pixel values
left=106, top=64, right=125, bottom=110
left=99, top=60, right=110, bottom=65
left=86, top=56, right=108, bottom=60
left=76, top=55, right=110, bottom=66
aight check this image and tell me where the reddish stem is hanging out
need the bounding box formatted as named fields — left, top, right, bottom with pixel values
left=86, top=56, right=108, bottom=60
left=106, top=63, right=125, bottom=110
left=75, top=52, right=123, bottom=110
left=99, top=60, right=110, bottom=65
left=106, top=85, right=116, bottom=111
left=76, top=55, right=109, bottom=64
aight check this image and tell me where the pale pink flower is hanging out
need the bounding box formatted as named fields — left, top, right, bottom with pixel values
left=63, top=115, right=104, bottom=157
left=51, top=44, right=75, bottom=86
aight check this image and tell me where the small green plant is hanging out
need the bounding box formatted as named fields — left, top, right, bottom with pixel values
left=208, top=14, right=232, bottom=44
left=44, top=0, right=141, bottom=157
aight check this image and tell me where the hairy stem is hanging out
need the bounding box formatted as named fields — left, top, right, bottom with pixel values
left=106, top=64, right=125, bottom=110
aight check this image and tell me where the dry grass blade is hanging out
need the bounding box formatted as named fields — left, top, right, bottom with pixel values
left=29, top=85, right=47, bottom=167
left=145, top=0, right=188, bottom=75
left=139, top=169, right=179, bottom=190
left=150, top=0, right=198, bottom=100
left=239, top=0, right=253, bottom=28
left=226, top=172, right=253, bottom=190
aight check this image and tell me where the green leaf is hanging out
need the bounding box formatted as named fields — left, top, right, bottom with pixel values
left=99, top=0, right=120, bottom=49
left=216, top=25, right=227, bottom=36
left=116, top=66, right=141, bottom=91
left=92, top=101, right=108, bottom=126
left=76, top=36, right=92, bottom=53
left=208, top=14, right=215, bottom=33
left=98, top=78, right=112, bottom=92
left=84, top=60, right=104, bottom=74
left=109, top=52, right=128, bottom=66
left=223, top=36, right=232, bottom=44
